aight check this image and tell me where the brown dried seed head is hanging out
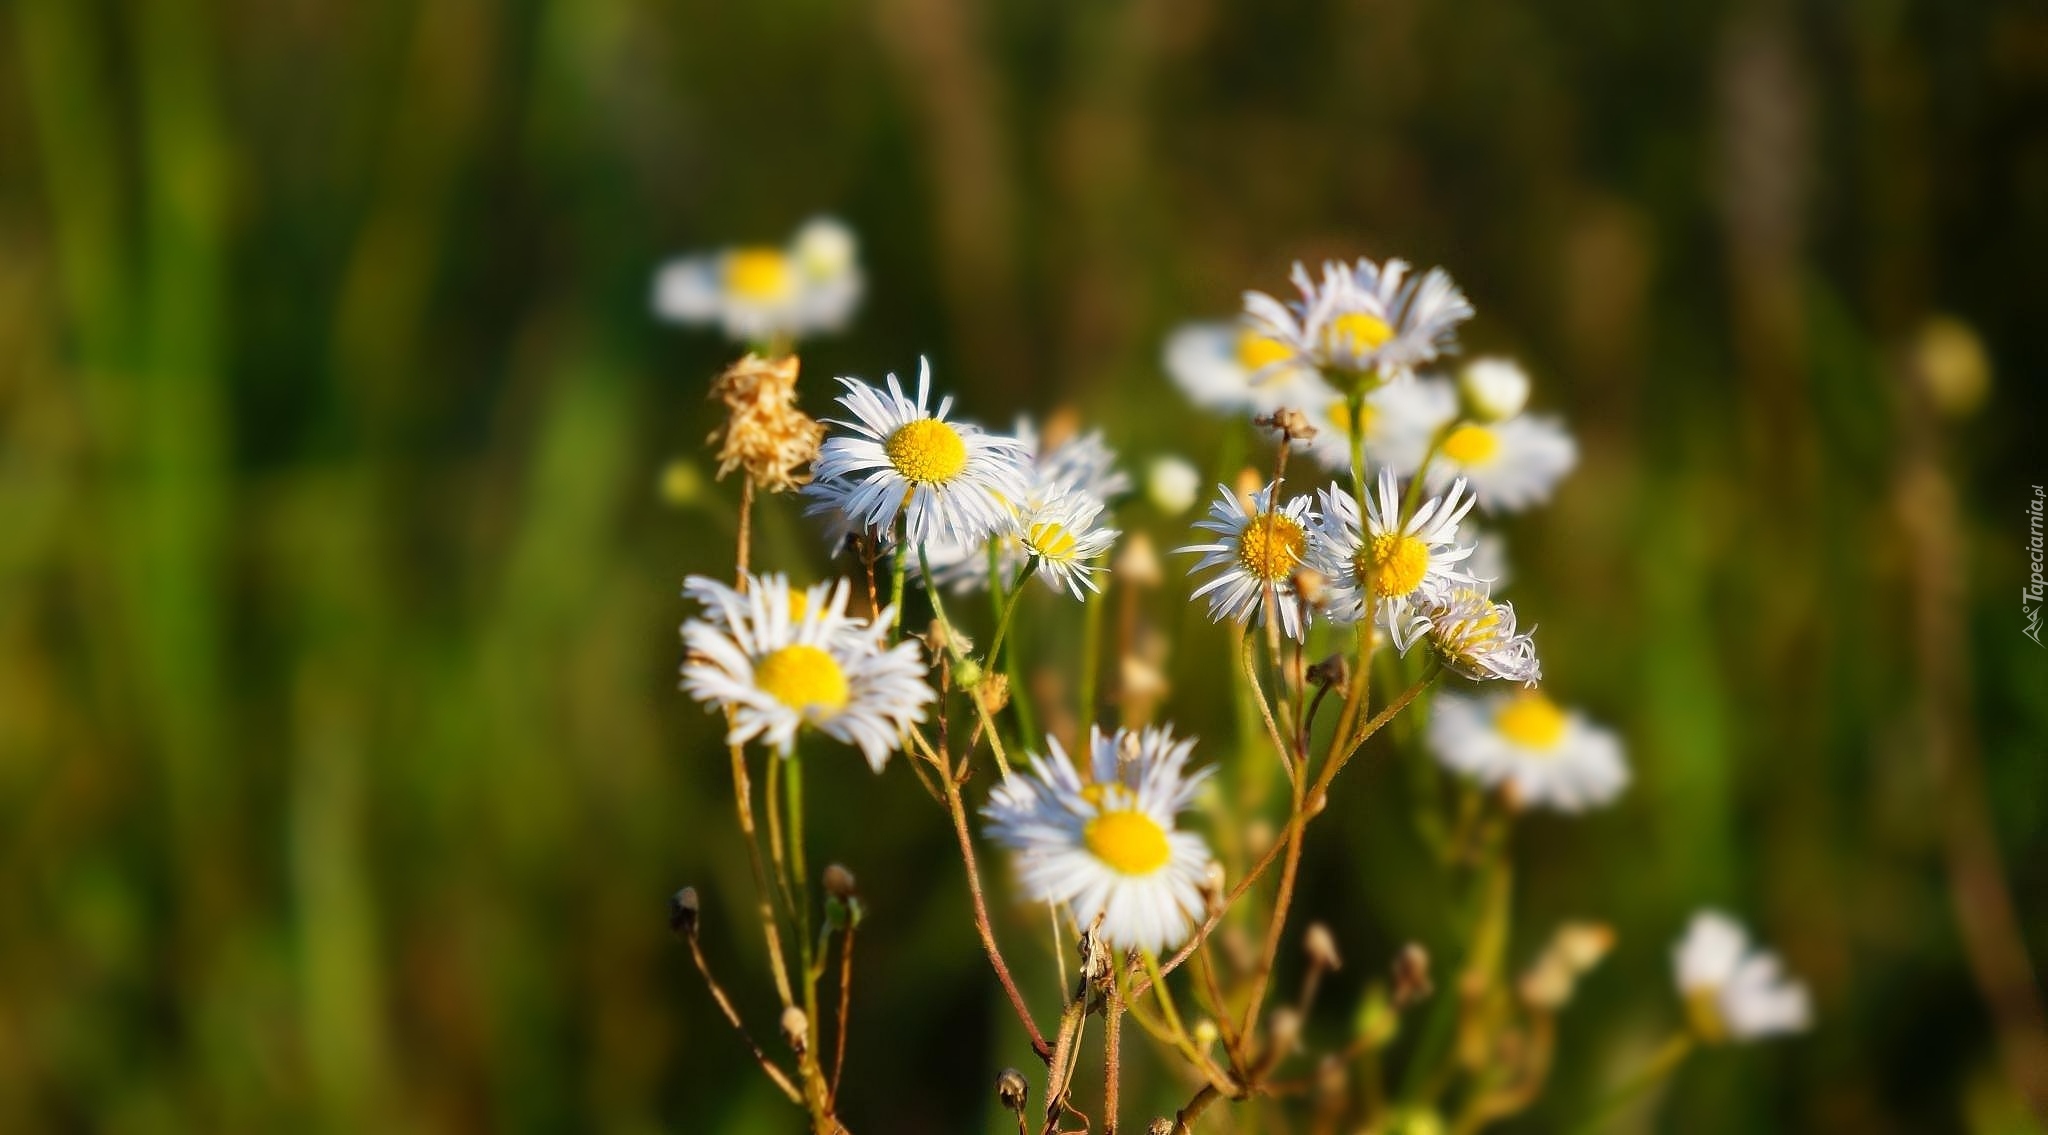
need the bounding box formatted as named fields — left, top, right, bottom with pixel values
left=1304, top=922, right=1343, bottom=972
left=978, top=672, right=1011, bottom=713
left=1147, top=1120, right=1176, bottom=1135
left=1267, top=1007, right=1303, bottom=1054
left=1306, top=652, right=1351, bottom=691
left=1201, top=860, right=1228, bottom=915
left=1293, top=567, right=1329, bottom=607
left=780, top=1006, right=809, bottom=1054
left=822, top=864, right=858, bottom=900
left=1391, top=942, right=1434, bottom=1008
left=1255, top=406, right=1318, bottom=442
left=707, top=353, right=826, bottom=493
left=668, top=887, right=700, bottom=940
left=996, top=1067, right=1030, bottom=1113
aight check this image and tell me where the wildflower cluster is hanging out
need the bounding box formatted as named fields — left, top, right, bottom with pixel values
left=659, top=228, right=1809, bottom=1133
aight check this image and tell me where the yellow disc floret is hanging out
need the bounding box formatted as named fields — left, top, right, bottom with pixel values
left=1442, top=424, right=1500, bottom=466
left=1084, top=809, right=1172, bottom=876
left=1236, top=331, right=1297, bottom=372
left=1362, top=532, right=1431, bottom=598
left=1324, top=312, right=1393, bottom=356
left=884, top=419, right=970, bottom=484
left=754, top=644, right=850, bottom=717
left=1237, top=513, right=1307, bottom=582
left=725, top=248, right=794, bottom=300
left=1495, top=691, right=1566, bottom=750
left=1026, top=521, right=1079, bottom=563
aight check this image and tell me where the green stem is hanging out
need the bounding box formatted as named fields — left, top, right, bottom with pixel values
left=1568, top=1033, right=1696, bottom=1135
left=921, top=542, right=1015, bottom=777
left=1077, top=573, right=1107, bottom=741
left=986, top=559, right=1036, bottom=669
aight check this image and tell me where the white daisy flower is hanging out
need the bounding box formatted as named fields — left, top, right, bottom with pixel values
left=983, top=725, right=1215, bottom=955
left=1423, top=414, right=1577, bottom=514
left=1673, top=911, right=1813, bottom=1043
left=1242, top=258, right=1474, bottom=384
left=680, top=575, right=934, bottom=771
left=653, top=216, right=864, bottom=343
left=1459, top=357, right=1531, bottom=421
left=1017, top=487, right=1119, bottom=599
left=1298, top=377, right=1457, bottom=476
left=1307, top=468, right=1478, bottom=629
left=1163, top=320, right=1329, bottom=416
left=1178, top=482, right=1321, bottom=642
left=913, top=415, right=1129, bottom=596
left=805, top=359, right=1031, bottom=550
left=1389, top=585, right=1541, bottom=685
left=1427, top=690, right=1628, bottom=811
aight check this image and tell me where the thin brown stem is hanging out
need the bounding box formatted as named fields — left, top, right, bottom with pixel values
left=1104, top=975, right=1124, bottom=1135
left=683, top=933, right=803, bottom=1104
left=830, top=926, right=855, bottom=1107
left=934, top=733, right=1052, bottom=1061
left=736, top=478, right=755, bottom=583
left=1174, top=1083, right=1223, bottom=1134
left=728, top=742, right=796, bottom=1008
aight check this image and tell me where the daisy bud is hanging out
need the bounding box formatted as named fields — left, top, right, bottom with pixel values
left=1201, top=861, right=1228, bottom=917
left=780, top=1006, right=809, bottom=1055
left=1115, top=531, right=1163, bottom=588
left=822, top=864, right=857, bottom=901
left=1391, top=942, right=1433, bottom=1008
left=953, top=657, right=986, bottom=689
left=1304, top=922, right=1343, bottom=972
left=1458, top=358, right=1531, bottom=422
left=1146, top=456, right=1201, bottom=516
left=1266, top=1007, right=1303, bottom=1055
left=668, top=887, right=700, bottom=940
left=1191, top=1018, right=1219, bottom=1049
left=707, top=353, right=826, bottom=494
left=996, top=1067, right=1030, bottom=1114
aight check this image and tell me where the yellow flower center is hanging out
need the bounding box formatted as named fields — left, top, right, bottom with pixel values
left=1441, top=424, right=1500, bottom=466
left=1326, top=399, right=1376, bottom=436
left=786, top=589, right=809, bottom=623
left=1362, top=532, right=1431, bottom=598
left=1495, top=691, right=1566, bottom=749
left=725, top=248, right=794, bottom=301
left=1236, top=331, right=1296, bottom=372
left=1324, top=312, right=1393, bottom=356
left=1436, top=588, right=1506, bottom=661
left=753, top=644, right=849, bottom=717
left=884, top=419, right=970, bottom=484
left=1236, top=513, right=1306, bottom=582
left=1026, top=521, right=1079, bottom=563
left=1084, top=809, right=1172, bottom=876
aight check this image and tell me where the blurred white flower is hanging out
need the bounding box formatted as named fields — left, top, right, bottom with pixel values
left=1428, top=690, right=1628, bottom=811
left=654, top=215, right=864, bottom=342
left=1673, top=911, right=1812, bottom=1043
left=1163, top=320, right=1328, bottom=417
left=1242, top=258, right=1473, bottom=383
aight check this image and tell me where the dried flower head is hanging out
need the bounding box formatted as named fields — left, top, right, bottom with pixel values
left=1391, top=942, right=1434, bottom=1008
left=708, top=353, right=826, bottom=493
left=996, top=1067, right=1030, bottom=1113
left=668, top=886, right=700, bottom=940
left=780, top=1005, right=810, bottom=1054
left=1305, top=922, right=1343, bottom=972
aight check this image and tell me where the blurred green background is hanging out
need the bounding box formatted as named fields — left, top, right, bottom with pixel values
left=4, top=0, right=2046, bottom=1131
